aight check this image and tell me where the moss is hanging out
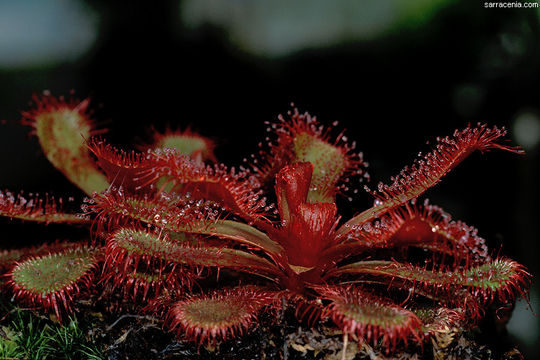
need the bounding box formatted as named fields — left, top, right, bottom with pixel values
left=0, top=300, right=104, bottom=360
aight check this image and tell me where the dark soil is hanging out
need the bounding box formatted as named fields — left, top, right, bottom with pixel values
left=0, top=291, right=526, bottom=360
left=94, top=304, right=525, bottom=360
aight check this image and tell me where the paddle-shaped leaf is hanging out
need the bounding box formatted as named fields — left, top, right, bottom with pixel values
left=166, top=286, right=276, bottom=344
left=141, top=127, right=216, bottom=161
left=104, top=227, right=280, bottom=279
left=253, top=108, right=366, bottom=203
left=7, top=246, right=100, bottom=321
left=22, top=94, right=109, bottom=195
left=317, top=285, right=423, bottom=350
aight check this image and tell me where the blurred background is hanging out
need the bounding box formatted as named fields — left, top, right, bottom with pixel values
left=0, top=0, right=539, bottom=357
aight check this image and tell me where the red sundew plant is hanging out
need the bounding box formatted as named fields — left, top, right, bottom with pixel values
left=0, top=93, right=532, bottom=352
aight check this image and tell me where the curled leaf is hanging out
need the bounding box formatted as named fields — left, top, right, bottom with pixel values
left=87, top=138, right=151, bottom=193
left=412, top=306, right=464, bottom=335
left=139, top=149, right=268, bottom=219
left=344, top=201, right=489, bottom=264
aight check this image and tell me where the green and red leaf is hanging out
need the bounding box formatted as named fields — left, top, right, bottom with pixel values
left=140, top=127, right=216, bottom=162
left=339, top=124, right=522, bottom=233
left=316, top=285, right=423, bottom=350
left=330, top=259, right=531, bottom=311
left=254, top=108, right=366, bottom=203
left=22, top=94, right=109, bottom=195
left=165, top=286, right=277, bottom=344
left=104, top=227, right=280, bottom=282
left=0, top=190, right=89, bottom=224
left=92, top=190, right=283, bottom=255
left=7, top=246, right=101, bottom=321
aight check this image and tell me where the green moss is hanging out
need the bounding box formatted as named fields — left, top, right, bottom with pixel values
left=0, top=301, right=104, bottom=360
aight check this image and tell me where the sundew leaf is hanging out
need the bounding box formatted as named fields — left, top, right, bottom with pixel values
left=112, top=268, right=196, bottom=303
left=330, top=259, right=531, bottom=306
left=87, top=138, right=152, bottom=193
left=343, top=201, right=489, bottom=264
left=91, top=190, right=283, bottom=255
left=137, top=128, right=217, bottom=193
left=0, top=241, right=89, bottom=273
left=0, top=190, right=89, bottom=224
left=89, top=139, right=268, bottom=219
left=141, top=127, right=216, bottom=161
left=254, top=108, right=365, bottom=203
left=139, top=149, right=268, bottom=219
left=206, top=220, right=284, bottom=255
left=103, top=228, right=200, bottom=301
left=316, top=284, right=423, bottom=350
left=106, top=227, right=280, bottom=277
left=293, top=131, right=351, bottom=203
left=165, top=286, right=276, bottom=344
left=339, top=124, right=522, bottom=234
left=22, top=94, right=109, bottom=195
left=7, top=246, right=101, bottom=322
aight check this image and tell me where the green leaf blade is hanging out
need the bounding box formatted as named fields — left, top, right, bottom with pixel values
left=165, top=286, right=276, bottom=344
left=23, top=95, right=109, bottom=195
left=7, top=246, right=101, bottom=322
left=317, top=285, right=423, bottom=350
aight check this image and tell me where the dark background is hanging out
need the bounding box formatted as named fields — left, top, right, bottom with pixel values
left=1, top=0, right=539, bottom=357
